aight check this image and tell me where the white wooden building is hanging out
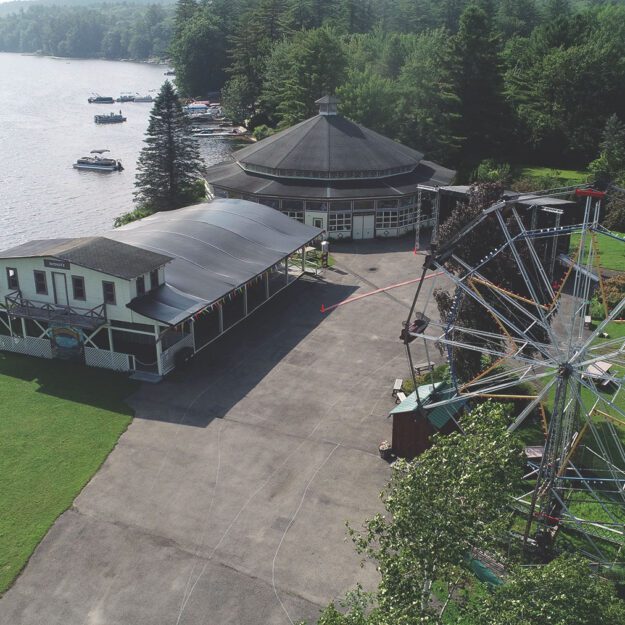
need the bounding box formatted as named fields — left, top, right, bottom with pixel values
left=0, top=199, right=322, bottom=379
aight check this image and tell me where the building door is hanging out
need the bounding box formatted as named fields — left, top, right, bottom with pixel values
left=352, top=215, right=364, bottom=239
left=363, top=215, right=375, bottom=239
left=52, top=272, right=69, bottom=306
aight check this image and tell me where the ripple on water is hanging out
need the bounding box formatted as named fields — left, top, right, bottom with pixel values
left=0, top=53, right=240, bottom=250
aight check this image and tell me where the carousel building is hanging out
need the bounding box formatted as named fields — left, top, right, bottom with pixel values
left=204, top=96, right=456, bottom=240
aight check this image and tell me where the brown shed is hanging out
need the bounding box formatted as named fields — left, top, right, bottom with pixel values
left=390, top=382, right=466, bottom=460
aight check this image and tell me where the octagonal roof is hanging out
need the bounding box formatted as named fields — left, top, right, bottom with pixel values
left=234, top=113, right=425, bottom=181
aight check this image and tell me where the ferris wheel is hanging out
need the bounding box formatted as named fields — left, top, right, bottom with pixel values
left=403, top=187, right=625, bottom=560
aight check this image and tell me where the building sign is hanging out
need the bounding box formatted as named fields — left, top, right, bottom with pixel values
left=44, top=258, right=70, bottom=270
left=48, top=325, right=84, bottom=362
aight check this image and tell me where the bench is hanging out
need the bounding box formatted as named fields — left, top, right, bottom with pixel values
left=413, top=362, right=435, bottom=376
left=392, top=378, right=403, bottom=397
left=395, top=391, right=407, bottom=405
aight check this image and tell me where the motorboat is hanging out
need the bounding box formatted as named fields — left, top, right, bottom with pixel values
left=116, top=93, right=135, bottom=102
left=73, top=149, right=124, bottom=172
left=88, top=94, right=115, bottom=104
left=133, top=94, right=154, bottom=103
left=94, top=112, right=127, bottom=124
left=192, top=128, right=245, bottom=138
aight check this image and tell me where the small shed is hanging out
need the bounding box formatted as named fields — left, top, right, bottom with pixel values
left=389, top=382, right=467, bottom=459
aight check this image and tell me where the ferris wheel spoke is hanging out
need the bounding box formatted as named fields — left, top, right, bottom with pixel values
left=507, top=378, right=558, bottom=432
left=451, top=253, right=556, bottom=342
left=494, top=210, right=564, bottom=358
left=433, top=261, right=555, bottom=362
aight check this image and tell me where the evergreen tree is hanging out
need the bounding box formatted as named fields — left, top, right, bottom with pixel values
left=452, top=4, right=508, bottom=167
left=134, top=81, right=205, bottom=212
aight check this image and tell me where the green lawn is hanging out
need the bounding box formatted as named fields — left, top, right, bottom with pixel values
left=520, top=166, right=589, bottom=185
left=569, top=230, right=625, bottom=272
left=0, top=353, right=138, bottom=594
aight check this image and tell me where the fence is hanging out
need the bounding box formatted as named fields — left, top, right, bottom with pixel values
left=84, top=347, right=134, bottom=372
left=0, top=335, right=53, bottom=359
left=161, top=333, right=194, bottom=375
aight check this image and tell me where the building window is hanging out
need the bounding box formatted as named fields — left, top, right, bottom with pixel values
left=102, top=281, right=116, bottom=305
left=72, top=276, right=86, bottom=301
left=282, top=210, right=304, bottom=223
left=398, top=207, right=415, bottom=227
left=150, top=269, right=159, bottom=290
left=329, top=201, right=351, bottom=212
left=258, top=196, right=280, bottom=209
left=399, top=195, right=415, bottom=207
left=329, top=212, right=352, bottom=232
left=353, top=200, right=374, bottom=212
left=283, top=199, right=304, bottom=211
left=376, top=211, right=399, bottom=229
left=377, top=199, right=399, bottom=209
left=136, top=276, right=146, bottom=297
left=306, top=201, right=328, bottom=212
left=34, top=270, right=47, bottom=295
left=6, top=267, right=18, bottom=290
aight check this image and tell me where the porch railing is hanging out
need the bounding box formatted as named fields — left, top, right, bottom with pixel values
left=5, top=290, right=107, bottom=330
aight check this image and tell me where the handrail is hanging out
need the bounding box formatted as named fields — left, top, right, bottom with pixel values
left=4, top=293, right=106, bottom=326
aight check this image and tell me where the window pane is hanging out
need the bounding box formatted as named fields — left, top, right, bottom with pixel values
left=72, top=276, right=85, bottom=300
left=353, top=200, right=373, bottom=211
left=7, top=268, right=18, bottom=290
left=34, top=270, right=47, bottom=295
left=102, top=281, right=116, bottom=305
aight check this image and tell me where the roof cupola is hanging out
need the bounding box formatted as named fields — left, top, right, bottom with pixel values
left=315, top=95, right=339, bottom=116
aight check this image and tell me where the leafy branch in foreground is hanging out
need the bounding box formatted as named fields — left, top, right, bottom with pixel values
left=324, top=402, right=524, bottom=624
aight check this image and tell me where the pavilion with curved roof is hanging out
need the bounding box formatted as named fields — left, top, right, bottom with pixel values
left=204, top=96, right=456, bottom=240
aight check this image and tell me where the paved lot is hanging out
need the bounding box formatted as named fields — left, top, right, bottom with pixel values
left=0, top=239, right=443, bottom=625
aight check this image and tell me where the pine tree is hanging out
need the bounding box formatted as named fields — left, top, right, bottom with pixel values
left=134, top=81, right=205, bottom=212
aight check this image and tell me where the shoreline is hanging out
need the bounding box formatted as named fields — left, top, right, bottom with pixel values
left=13, top=51, right=171, bottom=67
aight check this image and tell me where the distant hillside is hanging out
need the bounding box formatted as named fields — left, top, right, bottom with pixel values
left=0, top=0, right=175, bottom=18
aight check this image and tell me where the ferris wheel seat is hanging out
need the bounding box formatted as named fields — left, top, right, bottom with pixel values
left=400, top=316, right=430, bottom=342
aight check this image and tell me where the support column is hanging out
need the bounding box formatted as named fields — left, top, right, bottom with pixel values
left=107, top=325, right=114, bottom=354
left=301, top=245, right=306, bottom=272
left=243, top=285, right=248, bottom=316
left=20, top=317, right=27, bottom=338
left=415, top=187, right=422, bottom=251
left=155, top=325, right=163, bottom=376
left=265, top=272, right=270, bottom=299
left=191, top=318, right=197, bottom=353
left=218, top=305, right=224, bottom=334
left=285, top=258, right=289, bottom=284
left=550, top=213, right=561, bottom=278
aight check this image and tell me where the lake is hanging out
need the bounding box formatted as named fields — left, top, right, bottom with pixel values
left=0, top=53, right=240, bottom=250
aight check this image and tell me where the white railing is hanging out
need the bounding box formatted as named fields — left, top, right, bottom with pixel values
left=84, top=347, right=133, bottom=372
left=161, top=333, right=194, bottom=375
left=0, top=335, right=53, bottom=359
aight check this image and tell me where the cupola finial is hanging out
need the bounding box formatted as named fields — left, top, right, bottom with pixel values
left=315, top=95, right=339, bottom=116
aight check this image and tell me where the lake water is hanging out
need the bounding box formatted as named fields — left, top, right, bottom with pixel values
left=0, top=53, right=240, bottom=250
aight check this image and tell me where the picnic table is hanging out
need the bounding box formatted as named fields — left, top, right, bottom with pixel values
left=584, top=361, right=613, bottom=387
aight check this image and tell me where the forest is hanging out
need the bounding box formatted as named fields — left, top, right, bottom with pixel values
left=168, top=0, right=625, bottom=176
left=0, top=3, right=173, bottom=60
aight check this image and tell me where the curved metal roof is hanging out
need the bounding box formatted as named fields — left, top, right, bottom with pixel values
left=107, top=199, right=322, bottom=326
left=233, top=114, right=425, bottom=180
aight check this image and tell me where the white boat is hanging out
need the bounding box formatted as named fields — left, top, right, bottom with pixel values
left=116, top=93, right=135, bottom=103
left=94, top=112, right=127, bottom=124
left=73, top=149, right=123, bottom=172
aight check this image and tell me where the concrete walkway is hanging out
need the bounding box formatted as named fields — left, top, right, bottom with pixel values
left=0, top=240, right=441, bottom=625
